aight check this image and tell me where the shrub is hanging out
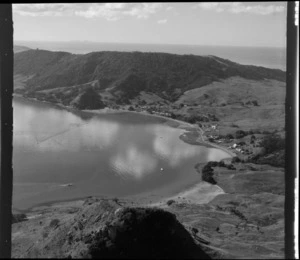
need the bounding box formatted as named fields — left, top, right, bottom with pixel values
left=49, top=219, right=60, bottom=228
left=187, top=116, right=198, bottom=124
left=262, top=130, right=271, bottom=135
left=252, top=130, right=261, bottom=134
left=217, top=161, right=226, bottom=167
left=170, top=113, right=177, bottom=119
left=235, top=130, right=247, bottom=139
left=226, top=164, right=236, bottom=170
left=226, top=134, right=234, bottom=140
left=256, top=151, right=285, bottom=167
left=167, top=200, right=175, bottom=206
left=201, top=117, right=209, bottom=122
left=113, top=197, right=119, bottom=203
left=208, top=114, right=219, bottom=121
left=249, top=134, right=285, bottom=167
left=201, top=163, right=217, bottom=184
left=206, top=161, right=219, bottom=167
left=74, top=88, right=105, bottom=110
left=260, top=134, right=285, bottom=154
left=231, top=157, right=241, bottom=163
left=12, top=213, right=27, bottom=224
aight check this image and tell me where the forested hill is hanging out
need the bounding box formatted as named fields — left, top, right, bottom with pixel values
left=14, top=49, right=286, bottom=106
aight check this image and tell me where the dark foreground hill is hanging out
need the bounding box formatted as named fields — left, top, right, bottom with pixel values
left=14, top=49, right=285, bottom=107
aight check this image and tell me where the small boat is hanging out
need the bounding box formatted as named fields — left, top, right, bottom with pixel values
left=61, top=183, right=73, bottom=187
left=160, top=168, right=164, bottom=171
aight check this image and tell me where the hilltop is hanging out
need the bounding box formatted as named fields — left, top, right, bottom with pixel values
left=14, top=45, right=31, bottom=53
left=14, top=49, right=285, bottom=104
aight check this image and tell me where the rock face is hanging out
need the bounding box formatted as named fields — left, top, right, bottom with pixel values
left=12, top=199, right=211, bottom=259
left=88, top=207, right=210, bottom=259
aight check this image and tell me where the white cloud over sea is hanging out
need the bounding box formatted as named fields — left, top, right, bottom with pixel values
left=13, top=3, right=171, bottom=21
left=157, top=19, right=167, bottom=24
left=195, top=2, right=285, bottom=15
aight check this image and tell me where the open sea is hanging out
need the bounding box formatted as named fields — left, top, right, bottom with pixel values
left=15, top=41, right=286, bottom=71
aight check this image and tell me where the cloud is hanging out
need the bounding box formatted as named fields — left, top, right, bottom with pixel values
left=13, top=4, right=77, bottom=17
left=13, top=3, right=168, bottom=20
left=157, top=19, right=167, bottom=24
left=111, top=146, right=158, bottom=179
left=195, top=2, right=285, bottom=15
left=13, top=101, right=120, bottom=152
left=149, top=126, right=203, bottom=167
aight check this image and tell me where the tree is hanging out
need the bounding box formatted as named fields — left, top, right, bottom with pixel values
left=74, top=88, right=105, bottom=110
left=201, top=164, right=217, bottom=184
left=235, top=130, right=247, bottom=139
left=170, top=112, right=177, bottom=119
left=260, top=134, right=285, bottom=154
left=226, top=134, right=234, bottom=140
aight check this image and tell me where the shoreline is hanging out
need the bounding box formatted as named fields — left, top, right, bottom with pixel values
left=85, top=109, right=235, bottom=159
left=14, top=94, right=235, bottom=157
left=13, top=94, right=234, bottom=212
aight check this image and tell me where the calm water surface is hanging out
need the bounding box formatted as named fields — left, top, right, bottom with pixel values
left=13, top=97, right=229, bottom=210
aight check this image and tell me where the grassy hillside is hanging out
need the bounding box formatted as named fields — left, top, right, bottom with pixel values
left=14, top=50, right=285, bottom=105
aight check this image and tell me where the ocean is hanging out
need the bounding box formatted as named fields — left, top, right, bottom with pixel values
left=15, top=41, right=286, bottom=71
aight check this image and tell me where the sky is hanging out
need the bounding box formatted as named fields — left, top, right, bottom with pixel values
left=12, top=2, right=287, bottom=48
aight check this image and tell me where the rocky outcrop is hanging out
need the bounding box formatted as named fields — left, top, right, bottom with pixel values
left=12, top=199, right=210, bottom=259
left=88, top=207, right=210, bottom=259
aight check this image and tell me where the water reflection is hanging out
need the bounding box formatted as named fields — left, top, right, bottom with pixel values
left=149, top=125, right=205, bottom=167
left=13, top=97, right=230, bottom=209
left=37, top=120, right=120, bottom=152
left=14, top=99, right=120, bottom=152
left=111, top=145, right=158, bottom=180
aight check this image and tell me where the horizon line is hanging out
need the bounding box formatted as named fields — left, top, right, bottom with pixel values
left=14, top=40, right=286, bottom=49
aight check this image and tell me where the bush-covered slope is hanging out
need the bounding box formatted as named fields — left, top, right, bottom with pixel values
left=14, top=50, right=286, bottom=104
